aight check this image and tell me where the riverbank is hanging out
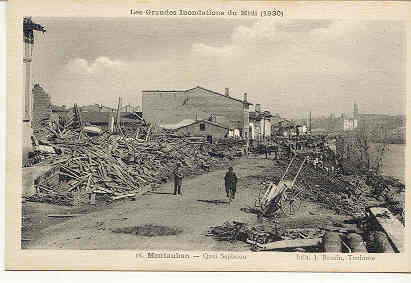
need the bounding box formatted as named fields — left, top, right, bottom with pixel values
left=369, top=143, right=405, bottom=182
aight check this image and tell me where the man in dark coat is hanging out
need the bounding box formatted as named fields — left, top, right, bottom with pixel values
left=272, top=143, right=279, bottom=160
left=224, top=167, right=238, bottom=199
left=173, top=163, right=183, bottom=195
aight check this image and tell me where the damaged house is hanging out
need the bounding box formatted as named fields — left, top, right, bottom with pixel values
left=249, top=103, right=272, bottom=142
left=81, top=111, right=145, bottom=131
left=142, top=86, right=252, bottom=140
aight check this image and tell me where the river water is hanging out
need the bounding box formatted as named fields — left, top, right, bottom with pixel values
left=372, top=144, right=406, bottom=182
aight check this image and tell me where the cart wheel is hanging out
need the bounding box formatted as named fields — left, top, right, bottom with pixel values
left=280, top=190, right=302, bottom=216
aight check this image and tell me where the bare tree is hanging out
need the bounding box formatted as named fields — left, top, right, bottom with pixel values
left=372, top=126, right=390, bottom=174
left=352, top=123, right=390, bottom=174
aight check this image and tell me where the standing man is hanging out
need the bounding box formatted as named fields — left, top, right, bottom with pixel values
left=273, top=143, right=279, bottom=160
left=224, top=167, right=238, bottom=200
left=173, top=163, right=183, bottom=195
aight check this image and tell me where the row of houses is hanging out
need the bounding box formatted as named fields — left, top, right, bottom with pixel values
left=47, top=84, right=276, bottom=144
left=142, top=86, right=273, bottom=143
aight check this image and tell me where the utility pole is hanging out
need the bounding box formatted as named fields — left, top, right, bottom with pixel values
left=23, top=17, right=45, bottom=162
left=309, top=111, right=312, bottom=134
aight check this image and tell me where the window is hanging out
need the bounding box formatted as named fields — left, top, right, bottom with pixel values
left=200, top=123, right=206, bottom=131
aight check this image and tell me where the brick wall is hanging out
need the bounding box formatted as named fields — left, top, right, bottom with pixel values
left=31, top=84, right=51, bottom=127
left=142, top=87, right=246, bottom=129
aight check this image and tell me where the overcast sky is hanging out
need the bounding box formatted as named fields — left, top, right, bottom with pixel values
left=31, top=18, right=406, bottom=119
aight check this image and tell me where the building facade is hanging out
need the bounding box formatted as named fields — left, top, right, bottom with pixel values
left=173, top=119, right=229, bottom=140
left=335, top=116, right=358, bottom=131
left=142, top=86, right=252, bottom=139
left=249, top=103, right=272, bottom=141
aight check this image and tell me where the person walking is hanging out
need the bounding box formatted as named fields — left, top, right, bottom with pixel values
left=173, top=163, right=183, bottom=195
left=224, top=167, right=238, bottom=200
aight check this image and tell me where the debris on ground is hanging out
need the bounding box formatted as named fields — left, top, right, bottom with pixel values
left=24, top=107, right=244, bottom=207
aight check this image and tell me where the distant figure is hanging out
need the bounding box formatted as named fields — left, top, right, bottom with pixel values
left=273, top=144, right=279, bottom=160
left=224, top=167, right=238, bottom=199
left=246, top=144, right=250, bottom=157
left=284, top=144, right=292, bottom=159
left=173, top=163, right=183, bottom=195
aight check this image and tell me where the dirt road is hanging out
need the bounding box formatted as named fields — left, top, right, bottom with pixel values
left=25, top=156, right=285, bottom=250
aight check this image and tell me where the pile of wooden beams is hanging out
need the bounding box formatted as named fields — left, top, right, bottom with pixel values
left=26, top=125, right=242, bottom=206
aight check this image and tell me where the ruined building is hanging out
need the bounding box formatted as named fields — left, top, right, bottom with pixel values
left=142, top=86, right=252, bottom=139
left=31, top=83, right=51, bottom=128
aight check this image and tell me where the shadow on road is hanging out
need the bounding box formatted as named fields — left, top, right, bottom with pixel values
left=147, top=191, right=175, bottom=195
left=197, top=199, right=229, bottom=205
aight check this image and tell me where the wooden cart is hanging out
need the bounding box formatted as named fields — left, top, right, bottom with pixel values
left=255, top=157, right=307, bottom=216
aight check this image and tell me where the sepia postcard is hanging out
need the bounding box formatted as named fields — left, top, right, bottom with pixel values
left=5, top=0, right=411, bottom=272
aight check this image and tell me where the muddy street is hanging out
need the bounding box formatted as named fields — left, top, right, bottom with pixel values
left=25, top=156, right=291, bottom=250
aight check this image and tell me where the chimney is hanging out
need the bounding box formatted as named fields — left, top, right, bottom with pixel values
left=243, top=93, right=248, bottom=102
left=255, top=104, right=261, bottom=113
left=225, top=88, right=229, bottom=96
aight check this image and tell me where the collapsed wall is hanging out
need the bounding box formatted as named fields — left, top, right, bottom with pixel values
left=31, top=84, right=51, bottom=128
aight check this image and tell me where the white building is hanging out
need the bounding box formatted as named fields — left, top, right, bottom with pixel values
left=249, top=104, right=272, bottom=141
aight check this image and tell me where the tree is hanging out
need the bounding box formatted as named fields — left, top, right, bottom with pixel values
left=372, top=126, right=390, bottom=174
left=353, top=123, right=390, bottom=174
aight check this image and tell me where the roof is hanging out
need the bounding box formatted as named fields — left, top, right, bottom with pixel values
left=160, top=119, right=196, bottom=130
left=142, top=85, right=253, bottom=105
left=173, top=119, right=230, bottom=131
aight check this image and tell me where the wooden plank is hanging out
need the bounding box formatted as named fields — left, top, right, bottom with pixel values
left=369, top=207, right=404, bottom=253
left=111, top=193, right=136, bottom=200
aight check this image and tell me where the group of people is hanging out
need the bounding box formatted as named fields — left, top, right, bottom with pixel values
left=172, top=163, right=238, bottom=200
left=247, top=142, right=295, bottom=160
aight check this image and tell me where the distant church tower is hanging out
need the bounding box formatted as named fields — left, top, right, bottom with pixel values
left=353, top=101, right=359, bottom=119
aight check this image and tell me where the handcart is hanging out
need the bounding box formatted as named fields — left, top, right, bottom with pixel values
left=255, top=156, right=307, bottom=216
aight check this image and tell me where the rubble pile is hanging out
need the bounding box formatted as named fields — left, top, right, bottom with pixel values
left=206, top=221, right=248, bottom=242
left=279, top=158, right=373, bottom=216
left=364, top=173, right=405, bottom=224
left=206, top=221, right=325, bottom=245
left=280, top=228, right=325, bottom=240
left=382, top=188, right=405, bottom=225
left=281, top=157, right=404, bottom=219
left=25, top=116, right=243, bottom=206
